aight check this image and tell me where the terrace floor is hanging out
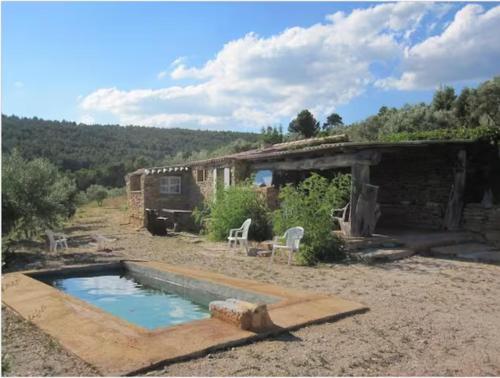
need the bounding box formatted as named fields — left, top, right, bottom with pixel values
left=2, top=196, right=500, bottom=376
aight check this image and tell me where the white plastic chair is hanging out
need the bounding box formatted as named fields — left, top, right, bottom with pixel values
left=45, top=230, right=68, bottom=252
left=227, top=218, right=252, bottom=253
left=269, top=226, right=304, bottom=266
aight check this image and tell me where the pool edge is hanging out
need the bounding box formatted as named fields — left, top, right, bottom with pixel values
left=2, top=260, right=369, bottom=376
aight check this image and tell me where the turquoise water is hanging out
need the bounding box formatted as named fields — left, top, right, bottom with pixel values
left=44, top=272, right=210, bottom=330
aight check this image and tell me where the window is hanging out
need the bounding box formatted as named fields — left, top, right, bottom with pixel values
left=254, top=170, right=273, bottom=187
left=196, top=169, right=207, bottom=182
left=160, top=176, right=181, bottom=194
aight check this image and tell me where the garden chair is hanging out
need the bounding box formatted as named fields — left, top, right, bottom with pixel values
left=331, top=202, right=351, bottom=236
left=269, top=226, right=304, bottom=266
left=227, top=218, right=252, bottom=253
left=45, top=230, right=68, bottom=252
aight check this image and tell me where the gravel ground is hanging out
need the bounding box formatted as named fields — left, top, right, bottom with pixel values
left=2, top=197, right=500, bottom=376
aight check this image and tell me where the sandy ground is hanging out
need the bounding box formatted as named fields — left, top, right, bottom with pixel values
left=2, top=197, right=500, bottom=376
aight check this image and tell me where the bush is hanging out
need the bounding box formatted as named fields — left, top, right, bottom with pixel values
left=86, top=184, right=108, bottom=206
left=107, top=187, right=126, bottom=197
left=273, top=173, right=351, bottom=265
left=192, top=201, right=211, bottom=234
left=382, top=126, right=500, bottom=143
left=2, top=150, right=79, bottom=238
left=74, top=191, right=89, bottom=206
left=207, top=183, right=271, bottom=242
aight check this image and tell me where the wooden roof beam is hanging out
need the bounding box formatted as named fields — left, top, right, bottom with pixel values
left=251, top=150, right=381, bottom=171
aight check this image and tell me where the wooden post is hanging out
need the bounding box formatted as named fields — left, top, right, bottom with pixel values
left=444, top=149, right=467, bottom=230
left=350, top=164, right=370, bottom=236
left=355, top=184, right=380, bottom=236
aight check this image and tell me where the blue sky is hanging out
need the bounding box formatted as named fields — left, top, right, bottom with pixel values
left=3, top=1, right=500, bottom=131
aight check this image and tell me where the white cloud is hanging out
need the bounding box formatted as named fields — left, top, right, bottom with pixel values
left=80, top=3, right=498, bottom=130
left=158, top=57, right=187, bottom=80
left=378, top=4, right=500, bottom=90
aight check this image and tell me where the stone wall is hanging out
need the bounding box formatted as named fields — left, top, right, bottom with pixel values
left=143, top=171, right=202, bottom=211
left=371, top=148, right=456, bottom=229
left=463, top=204, right=500, bottom=246
left=126, top=174, right=145, bottom=227
left=126, top=162, right=253, bottom=228
left=255, top=186, right=280, bottom=210
left=191, top=166, right=216, bottom=202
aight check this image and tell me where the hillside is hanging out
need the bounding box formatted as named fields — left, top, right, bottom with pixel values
left=1, top=114, right=259, bottom=189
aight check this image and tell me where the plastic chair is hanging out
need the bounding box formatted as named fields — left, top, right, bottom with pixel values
left=45, top=230, right=68, bottom=252
left=227, top=218, right=252, bottom=253
left=269, top=226, right=304, bottom=266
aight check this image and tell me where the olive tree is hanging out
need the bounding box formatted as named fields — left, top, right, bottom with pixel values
left=2, top=150, right=78, bottom=238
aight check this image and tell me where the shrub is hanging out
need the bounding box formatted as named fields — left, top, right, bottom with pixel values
left=86, top=184, right=108, bottom=206
left=107, top=187, right=126, bottom=197
left=2, top=150, right=78, bottom=238
left=381, top=126, right=500, bottom=143
left=207, top=183, right=271, bottom=242
left=273, top=173, right=351, bottom=265
left=192, top=201, right=211, bottom=234
left=74, top=191, right=89, bottom=206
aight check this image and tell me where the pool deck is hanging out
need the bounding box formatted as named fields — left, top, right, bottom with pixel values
left=2, top=260, right=368, bottom=376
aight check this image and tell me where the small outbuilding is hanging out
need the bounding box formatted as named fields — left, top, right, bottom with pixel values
left=126, top=135, right=500, bottom=240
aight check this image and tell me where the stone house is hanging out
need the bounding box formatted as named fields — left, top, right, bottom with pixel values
left=126, top=135, right=500, bottom=240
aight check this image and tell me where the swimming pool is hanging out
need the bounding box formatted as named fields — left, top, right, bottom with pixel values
left=37, top=269, right=210, bottom=330
left=3, top=261, right=367, bottom=375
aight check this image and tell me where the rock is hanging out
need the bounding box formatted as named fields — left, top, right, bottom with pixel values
left=257, top=250, right=272, bottom=258
left=209, top=298, right=276, bottom=333
left=247, top=248, right=258, bottom=257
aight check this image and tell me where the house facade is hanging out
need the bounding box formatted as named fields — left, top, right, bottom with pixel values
left=126, top=135, right=500, bottom=240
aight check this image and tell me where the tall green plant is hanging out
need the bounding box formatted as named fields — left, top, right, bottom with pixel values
left=273, top=173, right=351, bottom=265
left=207, top=183, right=271, bottom=242
left=2, top=150, right=78, bottom=238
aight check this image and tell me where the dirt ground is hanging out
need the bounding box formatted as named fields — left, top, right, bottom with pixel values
left=2, top=196, right=500, bottom=376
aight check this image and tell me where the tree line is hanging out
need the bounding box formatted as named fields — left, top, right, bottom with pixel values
left=331, top=76, right=499, bottom=142
left=1, top=115, right=260, bottom=190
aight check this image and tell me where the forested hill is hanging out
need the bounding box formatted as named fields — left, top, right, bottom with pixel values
left=2, top=114, right=259, bottom=189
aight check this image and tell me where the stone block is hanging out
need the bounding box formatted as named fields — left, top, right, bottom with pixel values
left=209, top=298, right=276, bottom=333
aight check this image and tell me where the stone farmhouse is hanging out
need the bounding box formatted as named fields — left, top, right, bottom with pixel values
left=126, top=135, right=500, bottom=242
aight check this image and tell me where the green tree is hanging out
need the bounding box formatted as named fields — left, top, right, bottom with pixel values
left=288, top=110, right=320, bottom=138
left=2, top=150, right=78, bottom=238
left=453, top=87, right=474, bottom=127
left=473, top=76, right=500, bottom=127
left=260, top=125, right=283, bottom=145
left=322, top=112, right=344, bottom=132
left=86, top=184, right=108, bottom=206
left=432, top=85, right=456, bottom=111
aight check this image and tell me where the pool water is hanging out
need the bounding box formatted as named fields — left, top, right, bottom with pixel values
left=44, top=272, right=210, bottom=330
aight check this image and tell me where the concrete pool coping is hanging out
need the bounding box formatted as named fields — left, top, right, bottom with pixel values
left=2, top=260, right=368, bottom=376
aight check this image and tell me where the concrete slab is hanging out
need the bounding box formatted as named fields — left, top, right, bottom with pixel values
left=355, top=248, right=415, bottom=262
left=2, top=260, right=367, bottom=376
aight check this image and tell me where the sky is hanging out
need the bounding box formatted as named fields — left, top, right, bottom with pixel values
left=3, top=1, right=500, bottom=132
